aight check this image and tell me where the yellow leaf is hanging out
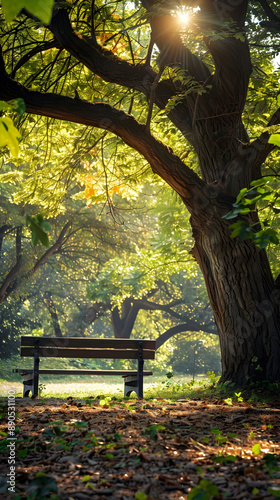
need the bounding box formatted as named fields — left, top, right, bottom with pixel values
left=0, top=116, right=21, bottom=157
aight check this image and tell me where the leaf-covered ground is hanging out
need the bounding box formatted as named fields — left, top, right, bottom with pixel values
left=1, top=397, right=280, bottom=499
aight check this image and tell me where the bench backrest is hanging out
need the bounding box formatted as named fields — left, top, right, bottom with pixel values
left=20, top=337, right=156, bottom=360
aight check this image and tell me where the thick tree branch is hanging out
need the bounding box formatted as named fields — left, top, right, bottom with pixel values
left=45, top=4, right=194, bottom=138
left=0, top=50, right=209, bottom=213
left=140, top=0, right=211, bottom=81
left=155, top=321, right=217, bottom=350
left=201, top=1, right=251, bottom=111
left=135, top=298, right=185, bottom=321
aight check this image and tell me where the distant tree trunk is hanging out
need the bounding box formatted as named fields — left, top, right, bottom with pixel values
left=111, top=299, right=140, bottom=338
left=43, top=291, right=63, bottom=337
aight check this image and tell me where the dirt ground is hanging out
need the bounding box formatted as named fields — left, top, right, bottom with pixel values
left=1, top=397, right=280, bottom=499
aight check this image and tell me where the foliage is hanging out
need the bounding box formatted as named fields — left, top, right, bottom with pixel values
left=224, top=177, right=280, bottom=249
left=169, top=335, right=221, bottom=375
left=26, top=214, right=51, bottom=247
left=188, top=479, right=219, bottom=500
left=0, top=299, right=38, bottom=359
left=1, top=0, right=54, bottom=24
left=0, top=99, right=25, bottom=157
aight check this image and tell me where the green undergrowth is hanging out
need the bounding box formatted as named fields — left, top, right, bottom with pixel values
left=146, top=371, right=280, bottom=406
left=1, top=369, right=279, bottom=405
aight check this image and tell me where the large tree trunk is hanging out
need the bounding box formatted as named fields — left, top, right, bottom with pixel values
left=191, top=211, right=280, bottom=386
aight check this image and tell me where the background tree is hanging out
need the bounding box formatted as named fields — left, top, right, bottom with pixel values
left=1, top=0, right=280, bottom=386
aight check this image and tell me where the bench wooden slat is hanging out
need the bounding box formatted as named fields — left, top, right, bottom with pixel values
left=20, top=347, right=155, bottom=360
left=13, top=369, right=153, bottom=376
left=20, top=336, right=156, bottom=350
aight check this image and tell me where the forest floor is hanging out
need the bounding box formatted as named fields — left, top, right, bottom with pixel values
left=1, top=393, right=280, bottom=500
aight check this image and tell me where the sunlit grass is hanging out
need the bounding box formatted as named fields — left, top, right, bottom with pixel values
left=1, top=373, right=277, bottom=405
left=0, top=374, right=208, bottom=400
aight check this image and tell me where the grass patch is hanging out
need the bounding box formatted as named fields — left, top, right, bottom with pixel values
left=1, top=373, right=206, bottom=400
left=1, top=368, right=279, bottom=405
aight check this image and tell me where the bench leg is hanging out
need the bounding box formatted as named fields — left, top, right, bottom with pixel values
left=22, top=373, right=34, bottom=397
left=21, top=369, right=39, bottom=398
left=33, top=340, right=40, bottom=397
left=124, top=375, right=139, bottom=397
left=137, top=346, right=144, bottom=399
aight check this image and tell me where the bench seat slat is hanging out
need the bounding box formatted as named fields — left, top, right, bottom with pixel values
left=20, top=347, right=155, bottom=360
left=20, top=336, right=156, bottom=350
left=13, top=369, right=153, bottom=376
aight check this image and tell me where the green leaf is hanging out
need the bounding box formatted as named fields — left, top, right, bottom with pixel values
left=11, top=98, right=26, bottom=116
left=1, top=0, right=23, bottom=22
left=0, top=101, right=12, bottom=112
left=135, top=493, right=147, bottom=500
left=18, top=448, right=28, bottom=458
left=224, top=398, right=233, bottom=405
left=236, top=187, right=248, bottom=203
left=212, top=454, right=237, bottom=463
left=252, top=443, right=262, bottom=455
left=269, top=488, right=280, bottom=497
left=24, top=0, right=54, bottom=24
left=26, top=474, right=58, bottom=497
left=2, top=0, right=54, bottom=24
left=82, top=475, right=91, bottom=483
left=188, top=479, right=219, bottom=500
left=268, top=134, right=280, bottom=148
left=250, top=177, right=274, bottom=188
left=0, top=116, right=20, bottom=157
left=26, top=214, right=50, bottom=247
left=188, top=487, right=211, bottom=500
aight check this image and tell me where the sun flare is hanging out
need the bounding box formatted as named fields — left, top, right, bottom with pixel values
left=174, top=6, right=200, bottom=27
left=178, top=11, right=190, bottom=25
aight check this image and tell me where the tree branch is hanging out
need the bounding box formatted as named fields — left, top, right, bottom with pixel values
left=0, top=49, right=208, bottom=213
left=0, top=222, right=71, bottom=302
left=257, top=0, right=280, bottom=24
left=46, top=4, right=195, bottom=140
left=0, top=225, right=12, bottom=253
left=10, top=40, right=61, bottom=78
left=0, top=227, right=22, bottom=303
left=155, top=321, right=217, bottom=350
left=135, top=297, right=185, bottom=321
left=249, top=107, right=280, bottom=172
left=140, top=0, right=211, bottom=81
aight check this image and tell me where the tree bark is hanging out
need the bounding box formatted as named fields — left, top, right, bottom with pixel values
left=191, top=210, right=280, bottom=386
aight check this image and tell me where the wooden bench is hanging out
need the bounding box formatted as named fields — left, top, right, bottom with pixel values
left=13, top=337, right=156, bottom=399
